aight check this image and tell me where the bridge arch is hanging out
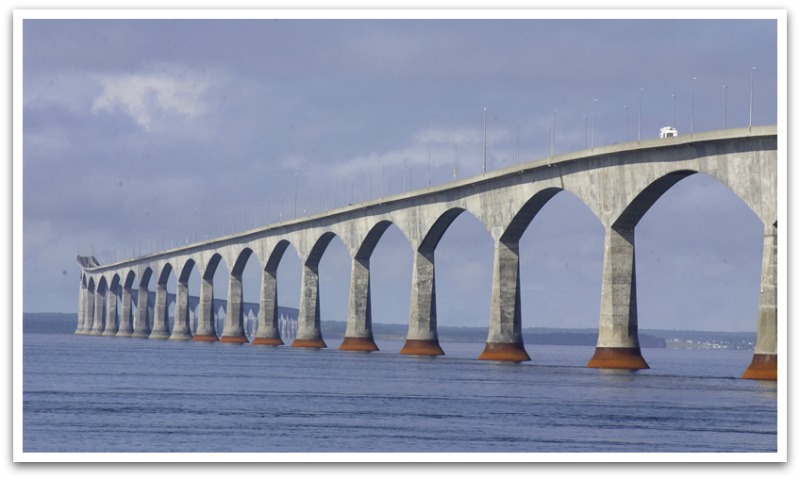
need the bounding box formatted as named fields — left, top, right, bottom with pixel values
left=291, top=231, right=350, bottom=349
left=400, top=207, right=492, bottom=357
left=252, top=239, right=298, bottom=346
left=218, top=247, right=260, bottom=343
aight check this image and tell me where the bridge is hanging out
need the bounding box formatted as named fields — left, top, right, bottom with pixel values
left=74, top=125, right=778, bottom=380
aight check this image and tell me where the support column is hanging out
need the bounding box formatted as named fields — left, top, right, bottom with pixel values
left=340, top=256, right=379, bottom=351
left=479, top=240, right=530, bottom=362
left=102, top=288, right=119, bottom=336
left=117, top=286, right=133, bottom=337
left=90, top=289, right=105, bottom=335
left=253, top=268, right=283, bottom=345
left=132, top=286, right=151, bottom=338
left=400, top=249, right=444, bottom=356
left=170, top=282, right=192, bottom=340
left=291, top=262, right=326, bottom=348
left=587, top=226, right=649, bottom=370
left=84, top=288, right=95, bottom=335
left=221, top=274, right=248, bottom=343
left=742, top=228, right=777, bottom=380
left=149, top=283, right=170, bottom=339
left=193, top=276, right=218, bottom=341
left=75, top=283, right=87, bottom=334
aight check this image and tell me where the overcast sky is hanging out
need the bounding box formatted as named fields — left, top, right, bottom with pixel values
left=19, top=10, right=781, bottom=333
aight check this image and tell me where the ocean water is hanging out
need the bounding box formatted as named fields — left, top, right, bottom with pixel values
left=21, top=333, right=777, bottom=456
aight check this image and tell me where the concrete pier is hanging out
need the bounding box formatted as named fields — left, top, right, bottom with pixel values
left=170, top=281, right=193, bottom=340
left=252, top=266, right=284, bottom=345
left=132, top=284, right=151, bottom=338
left=117, top=283, right=133, bottom=337
left=193, top=274, right=218, bottom=341
left=102, top=285, right=119, bottom=336
left=340, top=256, right=379, bottom=351
left=586, top=227, right=649, bottom=370
left=90, top=284, right=105, bottom=335
left=479, top=239, right=530, bottom=362
left=149, top=281, right=171, bottom=339
left=742, top=226, right=778, bottom=380
left=221, top=272, right=249, bottom=343
left=400, top=248, right=444, bottom=356
left=292, top=262, right=327, bottom=348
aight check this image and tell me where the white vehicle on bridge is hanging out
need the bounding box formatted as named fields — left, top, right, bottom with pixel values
left=660, top=126, right=678, bottom=138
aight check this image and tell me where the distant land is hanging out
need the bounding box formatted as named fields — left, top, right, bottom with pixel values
left=22, top=313, right=757, bottom=350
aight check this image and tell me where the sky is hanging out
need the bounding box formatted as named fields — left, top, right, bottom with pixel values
left=17, top=9, right=782, bottom=333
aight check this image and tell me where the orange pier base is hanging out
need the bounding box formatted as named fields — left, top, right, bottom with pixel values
left=586, top=346, right=650, bottom=370
left=478, top=342, right=531, bottom=362
left=220, top=335, right=249, bottom=344
left=399, top=339, right=444, bottom=356
left=291, top=338, right=327, bottom=349
left=741, top=353, right=777, bottom=381
left=339, top=337, right=379, bottom=352
left=192, top=335, right=219, bottom=342
left=251, top=337, right=284, bottom=346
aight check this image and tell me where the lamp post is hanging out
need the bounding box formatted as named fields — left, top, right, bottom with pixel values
left=592, top=98, right=597, bottom=148
left=638, top=88, right=643, bottom=142
left=723, top=84, right=728, bottom=129
left=293, top=173, right=298, bottom=218
left=583, top=116, right=587, bottom=149
left=691, top=76, right=697, bottom=133
left=749, top=66, right=756, bottom=128
left=482, top=107, right=487, bottom=175
left=516, top=120, right=521, bottom=164
left=553, top=109, right=557, bottom=156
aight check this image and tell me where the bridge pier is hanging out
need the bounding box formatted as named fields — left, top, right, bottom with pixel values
left=102, top=288, right=119, bottom=336
left=221, top=273, right=249, bottom=343
left=292, top=262, right=327, bottom=348
left=743, top=227, right=778, bottom=380
left=479, top=239, right=530, bottom=362
left=149, top=283, right=171, bottom=339
left=170, top=281, right=193, bottom=340
left=75, top=283, right=88, bottom=334
left=587, top=226, right=649, bottom=370
left=90, top=287, right=105, bottom=335
left=340, top=256, right=379, bottom=352
left=400, top=248, right=444, bottom=356
left=252, top=268, right=284, bottom=345
left=132, top=285, right=152, bottom=338
left=116, top=286, right=134, bottom=337
left=193, top=276, right=219, bottom=341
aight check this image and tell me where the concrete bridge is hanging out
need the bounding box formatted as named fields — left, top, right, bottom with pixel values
left=74, top=126, right=778, bottom=380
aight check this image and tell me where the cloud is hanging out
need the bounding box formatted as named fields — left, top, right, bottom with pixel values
left=90, top=63, right=219, bottom=132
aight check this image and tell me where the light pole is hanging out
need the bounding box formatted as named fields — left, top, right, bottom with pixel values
left=293, top=173, right=298, bottom=218
left=547, top=126, right=551, bottom=157
left=482, top=107, right=487, bottom=175
left=553, top=109, right=557, bottom=156
left=516, top=120, right=521, bottom=164
left=691, top=76, right=697, bottom=133
left=638, top=88, right=643, bottom=142
left=723, top=84, right=728, bottom=129
left=592, top=99, right=597, bottom=148
left=749, top=66, right=756, bottom=128
left=583, top=116, right=587, bottom=149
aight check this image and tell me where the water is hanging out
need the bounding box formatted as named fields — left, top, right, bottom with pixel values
left=22, top=333, right=777, bottom=455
